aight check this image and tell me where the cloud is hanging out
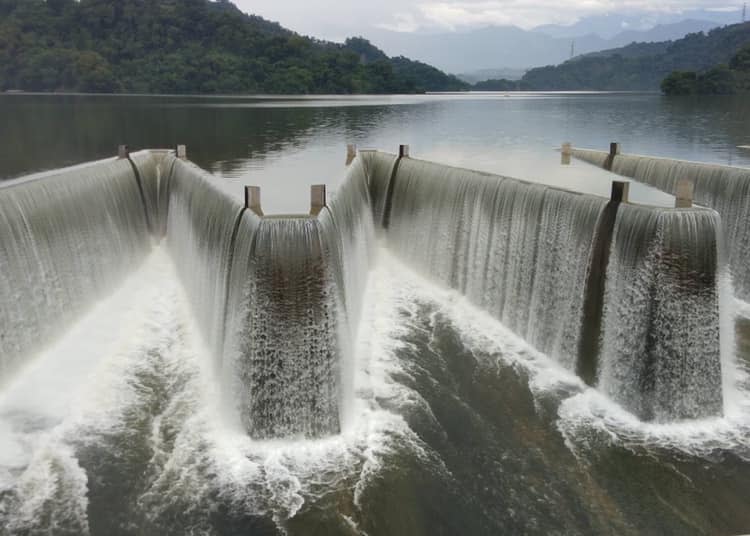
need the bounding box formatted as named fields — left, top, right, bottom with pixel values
left=401, top=0, right=741, bottom=31
left=233, top=0, right=742, bottom=38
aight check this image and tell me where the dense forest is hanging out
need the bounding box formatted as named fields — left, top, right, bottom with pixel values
left=661, top=44, right=750, bottom=95
left=0, top=0, right=468, bottom=94
left=519, top=22, right=750, bottom=90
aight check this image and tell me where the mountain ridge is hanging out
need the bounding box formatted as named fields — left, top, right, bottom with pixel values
left=0, top=0, right=467, bottom=94
left=367, top=18, right=722, bottom=73
left=521, top=22, right=750, bottom=90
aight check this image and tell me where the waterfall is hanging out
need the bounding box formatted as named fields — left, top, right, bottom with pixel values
left=382, top=157, right=606, bottom=369
left=377, top=155, right=726, bottom=421
left=166, top=156, right=376, bottom=438
left=227, top=217, right=341, bottom=438
left=360, top=150, right=398, bottom=228
left=0, top=147, right=727, bottom=432
left=0, top=158, right=152, bottom=383
left=597, top=204, right=724, bottom=421
left=165, top=157, right=245, bottom=361
left=129, top=150, right=171, bottom=236
left=318, top=156, right=378, bottom=428
left=572, top=148, right=750, bottom=301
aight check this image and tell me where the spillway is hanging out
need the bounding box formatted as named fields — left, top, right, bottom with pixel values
left=365, top=150, right=725, bottom=421
left=0, top=157, right=153, bottom=383
left=572, top=146, right=750, bottom=301
left=0, top=146, right=728, bottom=433
left=164, top=154, right=376, bottom=438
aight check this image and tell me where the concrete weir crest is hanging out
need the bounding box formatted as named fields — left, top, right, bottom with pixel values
left=0, top=143, right=727, bottom=426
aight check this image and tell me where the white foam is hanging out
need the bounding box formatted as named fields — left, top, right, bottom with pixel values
left=373, top=249, right=750, bottom=461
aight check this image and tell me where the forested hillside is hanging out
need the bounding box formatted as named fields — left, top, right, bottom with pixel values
left=661, top=44, right=750, bottom=95
left=0, top=0, right=467, bottom=94
left=521, top=22, right=750, bottom=90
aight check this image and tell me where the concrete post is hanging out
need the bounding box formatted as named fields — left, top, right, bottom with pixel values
left=611, top=180, right=630, bottom=204
left=346, top=144, right=357, bottom=166
left=561, top=142, right=572, bottom=165
left=310, top=184, right=326, bottom=216
left=245, top=186, right=263, bottom=216
left=399, top=145, right=410, bottom=158
left=675, top=179, right=694, bottom=208
left=176, top=145, right=187, bottom=160
left=117, top=145, right=129, bottom=159
left=604, top=142, right=620, bottom=171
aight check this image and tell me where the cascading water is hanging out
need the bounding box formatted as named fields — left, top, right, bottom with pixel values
left=359, top=150, right=398, bottom=227
left=0, top=158, right=152, bottom=382
left=229, top=217, right=341, bottom=438
left=317, top=157, right=378, bottom=428
left=597, top=204, right=724, bottom=421
left=572, top=148, right=750, bottom=301
left=165, top=157, right=246, bottom=362
left=166, top=156, right=377, bottom=438
left=381, top=157, right=606, bottom=370
left=129, top=150, right=171, bottom=236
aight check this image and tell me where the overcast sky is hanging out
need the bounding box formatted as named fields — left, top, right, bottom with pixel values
left=233, top=0, right=743, bottom=40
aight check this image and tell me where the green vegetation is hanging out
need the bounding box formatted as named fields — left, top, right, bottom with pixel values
left=0, top=0, right=467, bottom=94
left=661, top=44, right=750, bottom=95
left=471, top=79, right=528, bottom=91
left=520, top=22, right=750, bottom=91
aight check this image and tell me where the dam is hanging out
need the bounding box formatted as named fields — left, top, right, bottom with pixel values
left=1, top=140, right=748, bottom=535
left=0, top=145, right=728, bottom=431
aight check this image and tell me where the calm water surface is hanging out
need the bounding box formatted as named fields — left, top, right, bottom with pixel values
left=2, top=92, right=749, bottom=211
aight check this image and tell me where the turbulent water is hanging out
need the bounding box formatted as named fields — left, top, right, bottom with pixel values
left=572, top=147, right=750, bottom=301
left=167, top=156, right=377, bottom=438
left=0, top=157, right=152, bottom=383
left=597, top=204, right=725, bottom=421
left=1, top=149, right=749, bottom=535
left=377, top=156, right=606, bottom=370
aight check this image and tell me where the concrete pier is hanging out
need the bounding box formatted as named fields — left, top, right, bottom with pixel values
left=176, top=145, right=187, bottom=160
left=245, top=186, right=263, bottom=216
left=675, top=179, right=694, bottom=208
left=561, top=142, right=572, bottom=165
left=604, top=142, right=620, bottom=171
left=310, top=184, right=326, bottom=216
left=381, top=145, right=411, bottom=229
left=577, top=179, right=629, bottom=385
left=346, top=144, right=357, bottom=166
left=118, top=145, right=129, bottom=159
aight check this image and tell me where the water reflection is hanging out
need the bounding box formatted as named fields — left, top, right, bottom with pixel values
left=1, top=93, right=748, bottom=213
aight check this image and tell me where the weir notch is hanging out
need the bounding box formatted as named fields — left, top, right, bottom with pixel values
left=346, top=144, right=357, bottom=166
left=176, top=145, right=187, bottom=160
left=675, top=179, right=694, bottom=208
left=117, top=145, right=129, bottom=159
left=310, top=184, right=327, bottom=216
left=245, top=186, right=263, bottom=216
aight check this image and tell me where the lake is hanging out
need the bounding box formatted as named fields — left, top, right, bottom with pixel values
left=2, top=92, right=749, bottom=212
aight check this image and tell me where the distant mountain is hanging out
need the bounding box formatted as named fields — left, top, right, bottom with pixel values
left=367, top=18, right=721, bottom=73
left=457, top=68, right=527, bottom=84
left=534, top=10, right=743, bottom=40
left=0, top=0, right=466, bottom=94
left=522, top=22, right=750, bottom=91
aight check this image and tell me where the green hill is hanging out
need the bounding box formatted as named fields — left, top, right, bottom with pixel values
left=521, top=22, right=750, bottom=90
left=661, top=44, right=750, bottom=95
left=0, top=0, right=467, bottom=94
